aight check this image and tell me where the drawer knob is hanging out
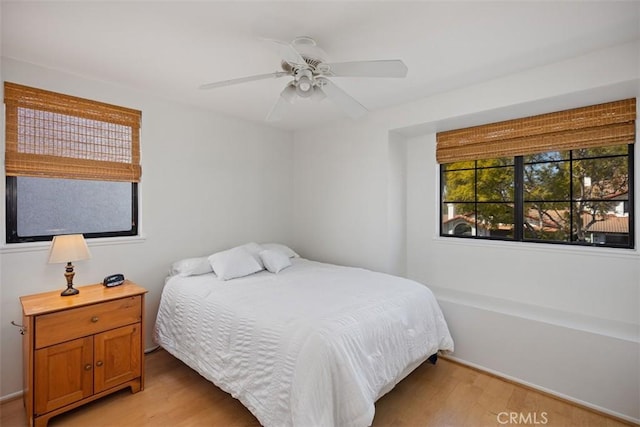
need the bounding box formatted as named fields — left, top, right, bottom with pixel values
left=84, top=364, right=92, bottom=371
left=91, top=316, right=99, bottom=323
left=96, top=360, right=104, bottom=367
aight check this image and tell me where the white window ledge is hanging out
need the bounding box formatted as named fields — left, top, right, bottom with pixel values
left=433, top=235, right=640, bottom=260
left=1, top=235, right=147, bottom=254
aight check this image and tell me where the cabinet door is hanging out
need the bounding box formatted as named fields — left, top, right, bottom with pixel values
left=34, top=336, right=93, bottom=414
left=94, top=323, right=141, bottom=393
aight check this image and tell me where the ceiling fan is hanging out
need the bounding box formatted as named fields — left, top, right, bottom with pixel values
left=199, top=36, right=408, bottom=121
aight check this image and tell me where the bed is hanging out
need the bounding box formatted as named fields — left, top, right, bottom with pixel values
left=154, top=244, right=454, bottom=427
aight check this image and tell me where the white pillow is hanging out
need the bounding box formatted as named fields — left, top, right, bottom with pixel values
left=238, top=242, right=265, bottom=267
left=260, top=243, right=299, bottom=258
left=208, top=247, right=263, bottom=281
left=259, top=249, right=292, bottom=274
left=170, top=257, right=213, bottom=276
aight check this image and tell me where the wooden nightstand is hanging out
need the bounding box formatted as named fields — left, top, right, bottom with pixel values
left=20, top=280, right=147, bottom=427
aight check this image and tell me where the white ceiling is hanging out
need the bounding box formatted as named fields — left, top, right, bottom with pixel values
left=2, top=1, right=639, bottom=131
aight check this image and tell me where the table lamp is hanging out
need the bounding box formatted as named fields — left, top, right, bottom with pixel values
left=48, top=234, right=91, bottom=296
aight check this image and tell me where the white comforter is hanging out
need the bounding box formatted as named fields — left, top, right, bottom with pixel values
left=154, top=258, right=453, bottom=427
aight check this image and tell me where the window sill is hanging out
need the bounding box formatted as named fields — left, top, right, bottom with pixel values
left=433, top=235, right=640, bottom=260
left=0, top=235, right=147, bottom=254
left=430, top=284, right=639, bottom=342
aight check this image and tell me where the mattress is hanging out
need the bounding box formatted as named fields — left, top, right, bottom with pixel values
left=154, top=258, right=453, bottom=427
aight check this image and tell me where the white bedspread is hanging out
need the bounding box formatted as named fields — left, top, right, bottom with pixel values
left=154, top=258, right=453, bottom=427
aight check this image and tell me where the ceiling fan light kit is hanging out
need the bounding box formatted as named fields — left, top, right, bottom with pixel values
left=200, top=36, right=408, bottom=121
left=295, top=69, right=314, bottom=98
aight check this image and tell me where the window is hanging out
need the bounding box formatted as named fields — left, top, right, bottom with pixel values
left=4, top=82, right=141, bottom=243
left=438, top=99, right=635, bottom=249
left=441, top=145, right=633, bottom=248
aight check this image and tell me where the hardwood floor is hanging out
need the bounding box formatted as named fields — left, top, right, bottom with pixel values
left=1, top=348, right=633, bottom=427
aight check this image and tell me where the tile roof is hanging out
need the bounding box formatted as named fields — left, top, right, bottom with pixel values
left=443, top=211, right=629, bottom=233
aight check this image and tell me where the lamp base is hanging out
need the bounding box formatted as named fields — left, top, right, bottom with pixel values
left=60, top=262, right=80, bottom=296
left=61, top=285, right=80, bottom=296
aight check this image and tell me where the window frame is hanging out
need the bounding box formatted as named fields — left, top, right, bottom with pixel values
left=439, top=144, right=635, bottom=249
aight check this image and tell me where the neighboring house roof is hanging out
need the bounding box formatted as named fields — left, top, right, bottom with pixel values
left=443, top=207, right=629, bottom=234
left=442, top=214, right=476, bottom=225
left=581, top=214, right=629, bottom=233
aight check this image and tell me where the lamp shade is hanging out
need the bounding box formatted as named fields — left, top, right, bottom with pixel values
left=48, top=234, right=91, bottom=264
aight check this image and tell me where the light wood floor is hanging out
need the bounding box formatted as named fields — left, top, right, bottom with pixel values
left=1, top=349, right=633, bottom=427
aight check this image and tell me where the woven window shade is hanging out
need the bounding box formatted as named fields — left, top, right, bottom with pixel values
left=436, top=98, right=636, bottom=164
left=4, top=82, right=141, bottom=182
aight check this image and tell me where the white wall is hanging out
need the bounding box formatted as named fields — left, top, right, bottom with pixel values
left=0, top=58, right=294, bottom=399
left=291, top=119, right=393, bottom=271
left=291, top=40, right=640, bottom=422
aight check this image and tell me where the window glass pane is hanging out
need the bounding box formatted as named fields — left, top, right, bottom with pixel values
left=476, top=203, right=515, bottom=238
left=524, top=161, right=570, bottom=201
left=442, top=203, right=476, bottom=236
left=524, top=202, right=571, bottom=242
left=16, top=177, right=133, bottom=237
left=442, top=160, right=475, bottom=171
left=442, top=170, right=475, bottom=202
left=572, top=157, right=628, bottom=199
left=573, top=144, right=628, bottom=159
left=524, top=151, right=569, bottom=163
left=477, top=157, right=513, bottom=167
left=477, top=166, right=514, bottom=202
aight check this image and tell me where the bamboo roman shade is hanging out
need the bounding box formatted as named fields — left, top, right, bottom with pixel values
left=436, top=98, right=636, bottom=164
left=4, top=82, right=141, bottom=182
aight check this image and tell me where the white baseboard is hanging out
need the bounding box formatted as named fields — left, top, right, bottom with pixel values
left=0, top=390, right=23, bottom=403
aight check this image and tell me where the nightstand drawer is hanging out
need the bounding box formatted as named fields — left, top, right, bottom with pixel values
left=35, top=296, right=141, bottom=349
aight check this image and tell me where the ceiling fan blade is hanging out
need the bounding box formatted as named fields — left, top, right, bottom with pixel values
left=265, top=84, right=295, bottom=122
left=262, top=38, right=306, bottom=67
left=316, top=77, right=367, bottom=119
left=320, top=60, right=408, bottom=78
left=199, top=71, right=287, bottom=90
